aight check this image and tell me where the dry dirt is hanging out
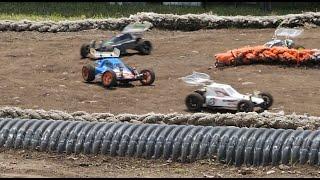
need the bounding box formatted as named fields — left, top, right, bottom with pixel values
left=1, top=149, right=320, bottom=178
left=0, top=28, right=320, bottom=177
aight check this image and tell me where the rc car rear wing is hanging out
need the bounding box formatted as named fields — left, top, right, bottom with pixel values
left=274, top=28, right=304, bottom=39
left=121, top=22, right=153, bottom=34
left=180, top=72, right=214, bottom=86
left=87, top=48, right=120, bottom=59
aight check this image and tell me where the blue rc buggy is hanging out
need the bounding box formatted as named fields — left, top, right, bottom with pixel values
left=81, top=48, right=155, bottom=88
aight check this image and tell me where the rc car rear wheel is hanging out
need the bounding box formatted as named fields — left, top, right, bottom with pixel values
left=237, top=100, right=254, bottom=112
left=139, top=69, right=155, bottom=86
left=138, top=40, right=152, bottom=55
left=80, top=43, right=91, bottom=58
left=292, top=45, right=305, bottom=50
left=259, top=92, right=273, bottom=110
left=82, top=64, right=95, bottom=82
left=185, top=93, right=205, bottom=112
left=117, top=46, right=127, bottom=56
left=101, top=70, right=117, bottom=88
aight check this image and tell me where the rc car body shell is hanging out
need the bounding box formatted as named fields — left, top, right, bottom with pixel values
left=201, top=83, right=264, bottom=110
left=94, top=57, right=138, bottom=81
left=263, top=28, right=304, bottom=49
left=182, top=72, right=272, bottom=112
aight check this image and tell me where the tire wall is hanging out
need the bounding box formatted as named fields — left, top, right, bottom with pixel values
left=0, top=12, right=319, bottom=32
left=1, top=118, right=320, bottom=167
left=1, top=106, right=320, bottom=130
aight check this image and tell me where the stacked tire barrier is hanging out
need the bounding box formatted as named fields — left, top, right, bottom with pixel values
left=1, top=107, right=320, bottom=130
left=0, top=12, right=319, bottom=32
left=1, top=118, right=320, bottom=166
left=215, top=46, right=320, bottom=67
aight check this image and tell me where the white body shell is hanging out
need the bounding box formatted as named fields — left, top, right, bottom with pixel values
left=202, top=83, right=264, bottom=110
left=181, top=72, right=266, bottom=110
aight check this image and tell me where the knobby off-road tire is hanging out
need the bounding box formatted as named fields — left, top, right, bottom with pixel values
left=80, top=43, right=91, bottom=58
left=101, top=70, right=117, bottom=88
left=237, top=100, right=254, bottom=112
left=185, top=92, right=205, bottom=112
left=139, top=69, right=155, bottom=86
left=137, top=40, right=153, bottom=55
left=82, top=64, right=95, bottom=82
left=259, top=92, right=274, bottom=110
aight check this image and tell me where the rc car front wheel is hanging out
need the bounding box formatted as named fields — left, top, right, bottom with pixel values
left=80, top=43, right=91, bottom=58
left=237, top=100, right=254, bottom=112
left=101, top=70, right=117, bottom=88
left=82, top=64, right=95, bottom=82
left=138, top=40, right=152, bottom=55
left=185, top=93, right=205, bottom=112
left=139, top=69, right=155, bottom=86
left=259, top=92, right=273, bottom=110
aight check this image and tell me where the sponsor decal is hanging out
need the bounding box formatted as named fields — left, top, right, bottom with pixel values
left=208, top=98, right=216, bottom=105
left=222, top=99, right=237, bottom=102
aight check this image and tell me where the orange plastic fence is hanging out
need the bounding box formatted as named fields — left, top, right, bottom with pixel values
left=215, top=46, right=319, bottom=67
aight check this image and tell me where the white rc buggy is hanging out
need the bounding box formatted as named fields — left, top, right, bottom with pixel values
left=181, top=72, right=273, bottom=112
left=264, top=27, right=305, bottom=50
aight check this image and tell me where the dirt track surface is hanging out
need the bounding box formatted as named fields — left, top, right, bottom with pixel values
left=1, top=149, right=320, bottom=178
left=0, top=28, right=320, bottom=177
left=1, top=28, right=320, bottom=115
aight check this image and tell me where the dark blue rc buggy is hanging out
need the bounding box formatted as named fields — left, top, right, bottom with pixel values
left=80, top=23, right=153, bottom=58
left=81, top=48, right=155, bottom=88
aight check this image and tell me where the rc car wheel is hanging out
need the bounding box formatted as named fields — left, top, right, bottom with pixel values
left=138, top=40, right=152, bottom=55
left=117, top=46, right=127, bottom=56
left=82, top=64, right=95, bottom=82
left=292, top=45, right=305, bottom=50
left=185, top=93, right=205, bottom=112
left=259, top=92, right=274, bottom=110
left=80, top=43, right=91, bottom=58
left=139, top=69, right=155, bottom=86
left=237, top=100, right=254, bottom=112
left=101, top=70, right=117, bottom=88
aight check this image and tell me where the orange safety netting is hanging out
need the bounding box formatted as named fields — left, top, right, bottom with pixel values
left=214, top=46, right=319, bottom=67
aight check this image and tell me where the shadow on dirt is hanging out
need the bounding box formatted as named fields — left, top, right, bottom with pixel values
left=83, top=81, right=155, bottom=90
left=184, top=107, right=265, bottom=114
left=120, top=52, right=139, bottom=57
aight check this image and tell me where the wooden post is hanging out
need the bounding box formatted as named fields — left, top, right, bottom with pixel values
left=261, top=1, right=272, bottom=12
left=267, top=1, right=272, bottom=11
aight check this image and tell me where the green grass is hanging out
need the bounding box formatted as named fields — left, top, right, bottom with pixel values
left=0, top=2, right=319, bottom=21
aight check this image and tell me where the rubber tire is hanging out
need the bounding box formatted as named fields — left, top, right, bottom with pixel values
left=292, top=45, right=305, bottom=50
left=138, top=40, right=152, bottom=55
left=139, top=69, right=155, bottom=86
left=116, top=46, right=127, bottom=56
left=80, top=43, right=91, bottom=58
left=185, top=93, right=205, bottom=112
left=237, top=100, right=254, bottom=112
left=259, top=92, right=273, bottom=110
left=101, top=70, right=117, bottom=88
left=82, top=64, right=95, bottom=82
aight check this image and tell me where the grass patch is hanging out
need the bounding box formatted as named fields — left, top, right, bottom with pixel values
left=0, top=2, right=319, bottom=21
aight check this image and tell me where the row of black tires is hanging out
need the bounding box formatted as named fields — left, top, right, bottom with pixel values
left=0, top=118, right=320, bottom=167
